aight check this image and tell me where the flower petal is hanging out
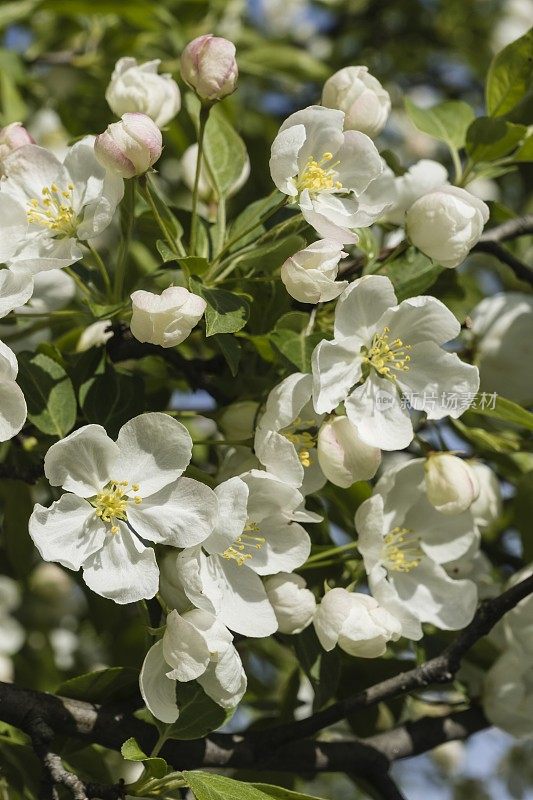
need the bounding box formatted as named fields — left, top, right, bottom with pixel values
left=29, top=494, right=104, bottom=571
left=247, top=516, right=311, bottom=576
left=269, top=123, right=306, bottom=195
left=345, top=373, right=413, bottom=450
left=208, top=556, right=277, bottom=637
left=162, top=609, right=210, bottom=682
left=335, top=130, right=383, bottom=195
left=317, top=415, right=381, bottom=488
left=197, top=647, right=246, bottom=708
left=0, top=270, right=34, bottom=318
left=380, top=295, right=460, bottom=346
left=334, top=275, right=397, bottom=341
left=203, top=476, right=248, bottom=555
left=140, top=641, right=179, bottom=723
left=44, top=424, right=118, bottom=497
left=312, top=336, right=362, bottom=414
left=0, top=379, right=26, bottom=441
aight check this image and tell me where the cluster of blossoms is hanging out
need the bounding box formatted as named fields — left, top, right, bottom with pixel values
left=0, top=29, right=529, bottom=745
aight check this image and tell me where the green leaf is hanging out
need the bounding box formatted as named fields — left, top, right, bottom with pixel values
left=486, top=28, right=533, bottom=118
left=239, top=44, right=328, bottom=81
left=121, top=738, right=167, bottom=779
left=513, top=472, right=533, bottom=562
left=56, top=666, right=140, bottom=704
left=0, top=480, right=34, bottom=577
left=377, top=248, right=442, bottom=301
left=405, top=97, right=475, bottom=150
left=251, top=785, right=328, bottom=800
left=234, top=235, right=306, bottom=275
left=190, top=279, right=250, bottom=336
left=293, top=626, right=340, bottom=711
left=168, top=682, right=228, bottom=740
left=270, top=328, right=323, bottom=373
left=467, top=394, right=533, bottom=431
left=17, top=352, right=76, bottom=437
left=185, top=772, right=276, bottom=800
left=213, top=333, right=242, bottom=376
left=121, top=737, right=147, bottom=761
left=513, top=134, right=533, bottom=161
left=178, top=256, right=210, bottom=277
left=203, top=106, right=249, bottom=198
left=466, top=117, right=527, bottom=162
left=229, top=193, right=285, bottom=250
left=0, top=71, right=26, bottom=124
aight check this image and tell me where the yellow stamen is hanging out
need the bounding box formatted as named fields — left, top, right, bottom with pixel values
left=91, top=480, right=142, bottom=533
left=383, top=527, right=422, bottom=573
left=27, top=182, right=76, bottom=236
left=363, top=327, right=411, bottom=380
left=297, top=152, right=343, bottom=193
left=222, top=521, right=266, bottom=567
left=283, top=416, right=318, bottom=469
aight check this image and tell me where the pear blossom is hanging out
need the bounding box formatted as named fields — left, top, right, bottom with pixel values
left=406, top=186, right=489, bottom=269
left=106, top=58, right=181, bottom=128
left=255, top=372, right=381, bottom=493
left=140, top=609, right=246, bottom=723
left=321, top=66, right=391, bottom=138
left=180, top=35, right=238, bottom=102
left=29, top=413, right=218, bottom=604
left=312, top=275, right=479, bottom=450
left=269, top=105, right=384, bottom=244
left=483, top=646, right=533, bottom=738
left=181, top=143, right=250, bottom=202
left=94, top=113, right=163, bottom=178
left=0, top=137, right=123, bottom=273
left=355, top=458, right=480, bottom=639
left=167, top=471, right=318, bottom=637
left=264, top=573, right=316, bottom=634
left=280, top=239, right=349, bottom=303
left=130, top=286, right=206, bottom=348
left=314, top=588, right=401, bottom=657
left=424, top=453, right=479, bottom=515
left=470, top=292, right=533, bottom=405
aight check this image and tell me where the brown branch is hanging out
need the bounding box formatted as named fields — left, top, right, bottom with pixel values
left=478, top=215, right=533, bottom=244
left=472, top=214, right=533, bottom=285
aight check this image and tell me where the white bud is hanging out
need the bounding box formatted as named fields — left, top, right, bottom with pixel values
left=95, top=113, right=162, bottom=178
left=180, top=35, right=238, bottom=102
left=314, top=588, right=401, bottom=657
left=0, top=122, right=34, bottom=174
left=424, top=453, right=479, bottom=515
left=281, top=239, right=348, bottom=304
left=321, top=66, right=390, bottom=137
left=264, top=573, right=316, bottom=634
left=469, top=462, right=502, bottom=530
left=317, top=416, right=381, bottom=488
left=181, top=143, right=249, bottom=202
left=106, top=57, right=181, bottom=128
left=406, top=186, right=489, bottom=269
left=130, top=286, right=206, bottom=348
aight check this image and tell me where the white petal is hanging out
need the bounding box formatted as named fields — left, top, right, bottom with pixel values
left=299, top=191, right=359, bottom=244
left=335, top=130, right=383, bottom=195
left=197, top=647, right=246, bottom=708
left=176, top=547, right=220, bottom=615
left=248, top=517, right=311, bottom=576
left=259, top=372, right=314, bottom=432
left=29, top=494, right=104, bottom=571
left=404, top=499, right=479, bottom=563
left=0, top=380, right=26, bottom=441
left=208, top=556, right=277, bottom=637
left=114, top=412, right=192, bottom=496
left=269, top=124, right=306, bottom=195
left=317, top=415, right=381, bottom=488
left=127, top=477, right=218, bottom=548
left=7, top=233, right=84, bottom=273
left=279, top=106, right=344, bottom=170
left=0, top=270, right=33, bottom=318
left=162, top=609, right=210, bottom=682
left=380, top=295, right=460, bottom=346
left=44, top=425, right=118, bottom=497
left=2, top=145, right=65, bottom=205
left=203, top=477, right=248, bottom=554
left=369, top=567, right=423, bottom=640
left=82, top=524, right=159, bottom=604
left=334, top=275, right=397, bottom=341
left=0, top=340, right=18, bottom=381
left=140, top=641, right=179, bottom=723
left=312, top=336, right=362, bottom=414
left=255, top=430, right=304, bottom=489
left=355, top=493, right=387, bottom=572
left=314, top=587, right=351, bottom=651
left=0, top=196, right=28, bottom=262
left=241, top=469, right=306, bottom=521
left=345, top=373, right=414, bottom=450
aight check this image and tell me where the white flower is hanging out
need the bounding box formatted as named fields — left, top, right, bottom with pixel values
left=0, top=339, right=27, bottom=441
left=470, top=292, right=533, bottom=405
left=29, top=413, right=218, bottom=604
left=312, top=275, right=479, bottom=450
left=95, top=113, right=163, bottom=178
left=361, top=159, right=448, bottom=226
left=321, top=66, right=391, bottom=138
left=0, top=576, right=24, bottom=657
left=181, top=143, right=250, bottom=202
left=0, top=138, right=124, bottom=273
left=497, top=568, right=533, bottom=659
left=264, top=573, right=316, bottom=634
left=317, top=415, right=381, bottom=488
left=0, top=268, right=34, bottom=318
left=76, top=320, right=113, bottom=352
left=355, top=458, right=480, bottom=639
left=130, top=286, right=206, bottom=348
left=445, top=550, right=500, bottom=601
left=180, top=35, right=238, bottom=102
left=483, top=646, right=533, bottom=738
left=106, top=58, right=181, bottom=128
left=280, top=239, right=348, bottom=303
left=140, top=609, right=246, bottom=723
left=424, top=453, right=479, bottom=515
left=169, top=471, right=317, bottom=637
left=269, top=105, right=384, bottom=244
left=406, top=186, right=489, bottom=269
left=314, top=587, right=401, bottom=657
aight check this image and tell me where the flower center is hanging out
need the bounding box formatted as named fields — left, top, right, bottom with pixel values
left=363, top=327, right=411, bottom=380
left=283, top=417, right=318, bottom=467
left=383, top=527, right=422, bottom=573
left=297, top=152, right=343, bottom=193
left=222, top=521, right=266, bottom=567
left=27, top=183, right=77, bottom=237
left=91, top=480, right=142, bottom=534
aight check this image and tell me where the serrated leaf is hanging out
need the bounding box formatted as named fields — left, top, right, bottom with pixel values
left=486, top=28, right=533, bottom=119
left=405, top=98, right=475, bottom=150
left=251, top=785, right=328, bottom=800
left=466, top=117, right=527, bottom=162
left=270, top=329, right=323, bottom=373
left=190, top=279, right=249, bottom=336
left=185, top=772, right=275, bottom=800
left=168, top=682, right=228, bottom=740
left=57, top=667, right=140, bottom=704
left=17, top=352, right=76, bottom=438
left=179, top=256, right=210, bottom=277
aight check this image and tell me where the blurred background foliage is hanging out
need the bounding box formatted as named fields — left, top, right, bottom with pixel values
left=0, top=2, right=532, bottom=799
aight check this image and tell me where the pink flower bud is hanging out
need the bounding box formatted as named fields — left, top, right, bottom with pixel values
left=0, top=123, right=34, bottom=172
left=94, top=112, right=162, bottom=178
left=180, top=34, right=238, bottom=102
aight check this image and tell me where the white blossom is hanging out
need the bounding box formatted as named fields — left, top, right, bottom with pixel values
left=361, top=159, right=448, bottom=226
left=130, top=286, right=206, bottom=348
left=106, top=58, right=181, bottom=128
left=95, top=113, right=163, bottom=178
left=314, top=587, right=401, bottom=657
left=0, top=122, right=34, bottom=175
left=312, top=275, right=479, bottom=450
left=355, top=458, right=480, bottom=639
left=180, top=35, right=238, bottom=102
left=483, top=646, right=533, bottom=738
left=317, top=415, right=381, bottom=488
left=140, top=609, right=246, bottom=723
left=0, top=138, right=123, bottom=273
left=280, top=239, right=348, bottom=303
left=29, top=413, right=218, bottom=604
left=470, top=292, right=533, bottom=405
left=321, top=66, right=391, bottom=138
left=269, top=105, right=384, bottom=243
left=424, top=453, right=479, bottom=515
left=264, top=573, right=316, bottom=634
left=406, top=186, right=489, bottom=269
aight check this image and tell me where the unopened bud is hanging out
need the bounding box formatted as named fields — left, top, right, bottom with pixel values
left=424, top=453, right=479, bottom=515
left=180, top=35, right=238, bottom=102
left=95, top=113, right=162, bottom=178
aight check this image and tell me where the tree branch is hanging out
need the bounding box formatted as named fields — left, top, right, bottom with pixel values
left=478, top=215, right=533, bottom=243
left=472, top=214, right=533, bottom=285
